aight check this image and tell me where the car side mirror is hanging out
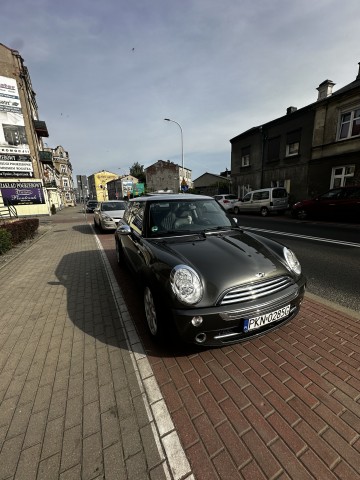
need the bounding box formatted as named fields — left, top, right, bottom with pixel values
left=118, top=224, right=131, bottom=235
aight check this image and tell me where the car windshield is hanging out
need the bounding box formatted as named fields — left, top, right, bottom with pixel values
left=102, top=202, right=126, bottom=211
left=148, top=198, right=235, bottom=237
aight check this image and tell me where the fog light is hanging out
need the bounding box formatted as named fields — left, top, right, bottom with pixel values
left=191, top=316, right=203, bottom=327
left=195, top=333, right=207, bottom=343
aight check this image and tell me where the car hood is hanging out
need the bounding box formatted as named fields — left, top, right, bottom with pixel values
left=293, top=198, right=316, bottom=208
left=150, top=231, right=290, bottom=302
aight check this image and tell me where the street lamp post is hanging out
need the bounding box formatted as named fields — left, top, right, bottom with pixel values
left=164, top=119, right=184, bottom=190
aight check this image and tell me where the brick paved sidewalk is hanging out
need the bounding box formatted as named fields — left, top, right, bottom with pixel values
left=0, top=209, right=192, bottom=480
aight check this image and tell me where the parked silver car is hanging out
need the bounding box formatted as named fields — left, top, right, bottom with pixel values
left=94, top=200, right=126, bottom=231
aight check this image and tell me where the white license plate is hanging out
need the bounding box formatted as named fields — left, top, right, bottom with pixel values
left=243, top=305, right=290, bottom=332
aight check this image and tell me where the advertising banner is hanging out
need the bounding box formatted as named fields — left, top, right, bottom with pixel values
left=0, top=76, right=30, bottom=156
left=0, top=153, right=34, bottom=178
left=0, top=181, right=45, bottom=205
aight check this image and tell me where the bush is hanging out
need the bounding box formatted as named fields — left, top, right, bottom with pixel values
left=0, top=218, right=39, bottom=246
left=0, top=228, right=12, bottom=255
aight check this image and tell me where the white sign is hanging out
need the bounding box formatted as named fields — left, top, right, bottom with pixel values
left=0, top=76, right=30, bottom=155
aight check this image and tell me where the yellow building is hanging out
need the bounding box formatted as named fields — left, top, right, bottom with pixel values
left=88, top=170, right=119, bottom=201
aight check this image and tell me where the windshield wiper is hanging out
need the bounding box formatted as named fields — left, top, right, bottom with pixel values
left=203, top=226, right=238, bottom=233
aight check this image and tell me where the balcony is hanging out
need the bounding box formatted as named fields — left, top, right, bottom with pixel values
left=33, top=120, right=49, bottom=137
left=39, top=150, right=53, bottom=164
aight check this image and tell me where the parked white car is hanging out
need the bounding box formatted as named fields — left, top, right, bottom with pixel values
left=94, top=200, right=126, bottom=231
left=214, top=194, right=238, bottom=211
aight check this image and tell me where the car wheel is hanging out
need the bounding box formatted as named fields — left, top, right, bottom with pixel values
left=233, top=206, right=240, bottom=215
left=296, top=209, right=308, bottom=220
left=144, top=286, right=165, bottom=340
left=260, top=207, right=269, bottom=217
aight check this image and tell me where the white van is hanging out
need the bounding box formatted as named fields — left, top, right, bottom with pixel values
left=233, top=188, right=288, bottom=216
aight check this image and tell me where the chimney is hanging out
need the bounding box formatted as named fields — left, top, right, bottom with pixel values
left=317, top=79, right=335, bottom=100
left=286, top=106, right=297, bottom=115
left=356, top=62, right=360, bottom=80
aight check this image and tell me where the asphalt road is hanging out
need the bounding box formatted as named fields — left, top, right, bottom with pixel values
left=232, top=213, right=360, bottom=312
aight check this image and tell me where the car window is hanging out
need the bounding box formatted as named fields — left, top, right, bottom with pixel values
left=226, top=195, right=238, bottom=200
left=148, top=199, right=233, bottom=236
left=242, top=193, right=251, bottom=202
left=131, top=203, right=145, bottom=233
left=272, top=188, right=287, bottom=198
left=253, top=191, right=269, bottom=200
left=102, top=201, right=126, bottom=211
left=320, top=189, right=342, bottom=200
left=126, top=201, right=144, bottom=233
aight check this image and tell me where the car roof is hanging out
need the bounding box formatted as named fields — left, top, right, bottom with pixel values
left=129, top=194, right=213, bottom=202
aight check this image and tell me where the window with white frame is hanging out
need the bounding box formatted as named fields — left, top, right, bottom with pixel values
left=61, top=164, right=67, bottom=173
left=338, top=108, right=360, bottom=140
left=330, top=165, right=355, bottom=188
left=241, top=154, right=250, bottom=167
left=241, top=146, right=250, bottom=167
left=271, top=179, right=291, bottom=192
left=286, top=129, right=301, bottom=157
left=63, top=178, right=69, bottom=188
left=286, top=142, right=300, bottom=156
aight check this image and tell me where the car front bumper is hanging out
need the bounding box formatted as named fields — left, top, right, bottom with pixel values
left=171, top=278, right=306, bottom=346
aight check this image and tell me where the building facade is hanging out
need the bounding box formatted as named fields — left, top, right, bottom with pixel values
left=0, top=42, right=51, bottom=217
left=51, top=146, right=76, bottom=207
left=145, top=160, right=193, bottom=193
left=309, top=67, right=360, bottom=196
left=193, top=172, right=232, bottom=196
left=230, top=62, right=360, bottom=203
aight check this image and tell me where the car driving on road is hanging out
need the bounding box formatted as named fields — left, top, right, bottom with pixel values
left=114, top=194, right=306, bottom=347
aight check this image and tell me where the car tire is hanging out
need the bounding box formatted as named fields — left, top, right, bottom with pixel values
left=260, top=207, right=269, bottom=217
left=234, top=206, right=240, bottom=215
left=296, top=209, right=308, bottom=220
left=144, top=285, right=165, bottom=341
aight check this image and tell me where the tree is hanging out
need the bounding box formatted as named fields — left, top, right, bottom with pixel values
left=129, top=162, right=146, bottom=184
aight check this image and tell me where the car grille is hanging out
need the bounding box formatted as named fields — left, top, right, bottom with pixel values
left=220, top=276, right=294, bottom=305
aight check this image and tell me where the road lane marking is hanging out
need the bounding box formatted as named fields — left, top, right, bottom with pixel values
left=242, top=226, right=360, bottom=248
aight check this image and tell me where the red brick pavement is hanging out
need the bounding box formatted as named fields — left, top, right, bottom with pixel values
left=147, top=297, right=360, bottom=479
left=100, top=220, right=360, bottom=480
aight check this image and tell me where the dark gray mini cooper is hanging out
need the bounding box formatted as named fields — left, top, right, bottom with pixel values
left=115, top=194, right=306, bottom=347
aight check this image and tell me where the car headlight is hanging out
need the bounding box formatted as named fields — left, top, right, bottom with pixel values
left=170, top=265, right=203, bottom=305
left=283, top=247, right=301, bottom=275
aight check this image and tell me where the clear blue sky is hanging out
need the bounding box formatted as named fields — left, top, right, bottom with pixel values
left=2, top=0, right=360, bottom=182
